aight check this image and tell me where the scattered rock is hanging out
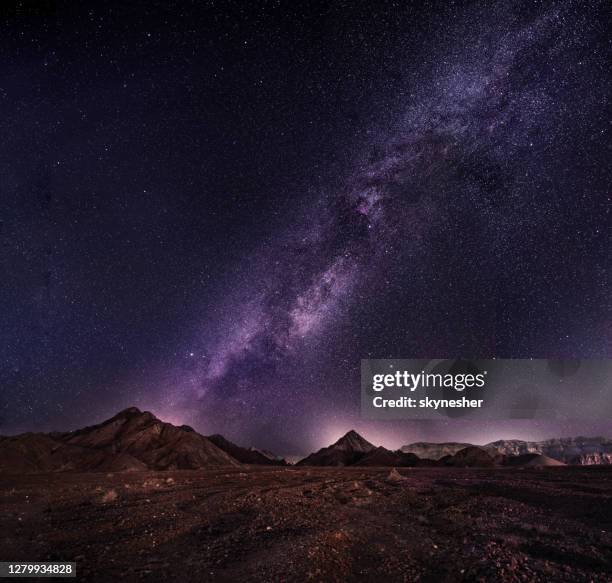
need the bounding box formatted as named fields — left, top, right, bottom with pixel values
left=100, top=489, right=118, bottom=503
left=387, top=468, right=407, bottom=482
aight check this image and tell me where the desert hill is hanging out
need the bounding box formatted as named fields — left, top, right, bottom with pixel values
left=400, top=437, right=612, bottom=465
left=296, top=430, right=376, bottom=466
left=353, top=446, right=421, bottom=467
left=503, top=453, right=566, bottom=467
left=401, top=442, right=473, bottom=460
left=3, top=411, right=611, bottom=473
left=484, top=437, right=612, bottom=464
left=439, top=446, right=497, bottom=468
left=297, top=435, right=498, bottom=468
left=297, top=439, right=584, bottom=469
left=0, top=408, right=252, bottom=473
left=207, top=434, right=287, bottom=465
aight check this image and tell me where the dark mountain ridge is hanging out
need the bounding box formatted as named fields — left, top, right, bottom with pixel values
left=3, top=411, right=610, bottom=473
left=401, top=436, right=612, bottom=465
left=297, top=431, right=611, bottom=468
left=0, top=408, right=286, bottom=473
left=296, top=430, right=377, bottom=466
left=207, top=434, right=287, bottom=465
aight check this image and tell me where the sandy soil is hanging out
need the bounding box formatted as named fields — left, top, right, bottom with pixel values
left=1, top=466, right=611, bottom=582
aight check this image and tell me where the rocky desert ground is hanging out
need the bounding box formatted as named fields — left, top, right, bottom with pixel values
left=2, top=466, right=611, bottom=582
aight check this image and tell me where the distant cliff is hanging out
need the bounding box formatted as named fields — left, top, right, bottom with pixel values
left=485, top=437, right=612, bottom=464
left=400, top=442, right=472, bottom=460
left=401, top=437, right=612, bottom=464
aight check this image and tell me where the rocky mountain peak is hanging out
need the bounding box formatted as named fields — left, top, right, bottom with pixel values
left=332, top=430, right=376, bottom=453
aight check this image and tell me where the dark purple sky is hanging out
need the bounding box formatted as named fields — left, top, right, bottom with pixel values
left=1, top=1, right=610, bottom=455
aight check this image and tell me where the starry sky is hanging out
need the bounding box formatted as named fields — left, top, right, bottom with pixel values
left=1, top=1, right=610, bottom=455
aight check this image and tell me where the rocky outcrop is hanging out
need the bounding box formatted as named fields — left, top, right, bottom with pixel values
left=297, top=430, right=376, bottom=466
left=571, top=452, right=612, bottom=465
left=0, top=408, right=239, bottom=473
left=401, top=437, right=612, bottom=465
left=353, top=446, right=420, bottom=467
left=485, top=437, right=612, bottom=464
left=440, top=446, right=496, bottom=467
left=207, top=434, right=287, bottom=465
left=400, top=442, right=473, bottom=460
left=503, top=453, right=565, bottom=467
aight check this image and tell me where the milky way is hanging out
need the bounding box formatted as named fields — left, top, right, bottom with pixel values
left=149, top=2, right=611, bottom=452
left=2, top=2, right=610, bottom=453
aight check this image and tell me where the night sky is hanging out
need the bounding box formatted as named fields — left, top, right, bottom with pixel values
left=1, top=1, right=610, bottom=455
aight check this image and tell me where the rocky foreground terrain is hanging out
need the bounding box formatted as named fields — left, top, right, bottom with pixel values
left=2, top=465, right=611, bottom=582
